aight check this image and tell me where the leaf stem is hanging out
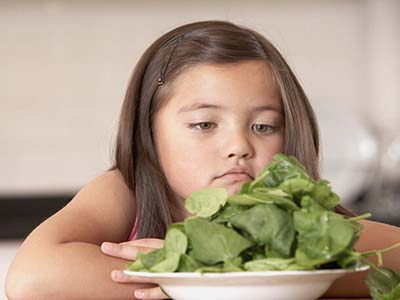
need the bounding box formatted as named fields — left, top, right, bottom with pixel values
left=377, top=252, right=383, bottom=267
left=361, top=242, right=400, bottom=267
left=361, top=242, right=400, bottom=257
left=346, top=213, right=372, bottom=222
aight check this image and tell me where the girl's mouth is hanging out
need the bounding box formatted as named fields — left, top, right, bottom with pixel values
left=217, top=172, right=253, bottom=183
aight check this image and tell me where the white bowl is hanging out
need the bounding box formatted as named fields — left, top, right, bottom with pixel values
left=124, top=265, right=369, bottom=300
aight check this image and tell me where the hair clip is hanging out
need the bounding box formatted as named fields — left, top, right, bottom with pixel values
left=157, top=36, right=184, bottom=85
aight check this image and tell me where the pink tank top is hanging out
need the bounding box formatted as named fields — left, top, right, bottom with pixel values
left=128, top=217, right=139, bottom=241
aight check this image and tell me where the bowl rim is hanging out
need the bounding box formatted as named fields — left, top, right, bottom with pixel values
left=124, top=264, right=369, bottom=278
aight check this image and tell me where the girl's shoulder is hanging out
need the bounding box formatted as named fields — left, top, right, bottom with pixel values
left=89, top=168, right=133, bottom=201
left=73, top=168, right=135, bottom=213
left=28, top=169, right=137, bottom=245
left=70, top=168, right=137, bottom=241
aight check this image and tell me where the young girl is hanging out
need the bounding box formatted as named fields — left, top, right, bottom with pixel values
left=6, top=20, right=399, bottom=300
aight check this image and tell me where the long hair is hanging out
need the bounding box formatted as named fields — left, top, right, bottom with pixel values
left=110, top=20, right=354, bottom=239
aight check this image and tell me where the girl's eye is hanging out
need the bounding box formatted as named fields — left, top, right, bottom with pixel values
left=188, top=122, right=277, bottom=134
left=189, top=122, right=216, bottom=131
left=252, top=124, right=276, bottom=134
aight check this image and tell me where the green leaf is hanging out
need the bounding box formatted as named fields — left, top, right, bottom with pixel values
left=310, top=179, right=340, bottom=210
left=244, top=258, right=296, bottom=271
left=387, top=284, right=400, bottom=300
left=230, top=204, right=295, bottom=258
left=212, top=204, right=247, bottom=223
left=178, top=254, right=203, bottom=272
left=228, top=187, right=299, bottom=212
left=262, top=154, right=311, bottom=188
left=365, top=266, right=400, bottom=300
left=251, top=187, right=299, bottom=211
left=136, top=248, right=165, bottom=271
left=299, top=195, right=324, bottom=211
left=240, top=163, right=277, bottom=192
left=185, top=187, right=228, bottom=218
left=126, top=258, right=146, bottom=271
left=164, top=228, right=188, bottom=256
left=195, top=265, right=224, bottom=273
left=294, top=201, right=355, bottom=268
left=150, top=253, right=181, bottom=273
left=184, top=217, right=254, bottom=265
left=169, top=222, right=185, bottom=233
left=279, top=178, right=314, bottom=200
left=337, top=250, right=363, bottom=269
left=227, top=193, right=265, bottom=206
left=223, top=257, right=244, bottom=272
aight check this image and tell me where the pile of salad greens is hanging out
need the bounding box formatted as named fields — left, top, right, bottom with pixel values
left=127, top=154, right=400, bottom=300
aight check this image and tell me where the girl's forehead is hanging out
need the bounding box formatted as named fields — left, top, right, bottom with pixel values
left=165, top=60, right=282, bottom=112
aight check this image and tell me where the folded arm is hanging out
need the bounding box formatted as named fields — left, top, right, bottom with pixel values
left=5, top=170, right=153, bottom=300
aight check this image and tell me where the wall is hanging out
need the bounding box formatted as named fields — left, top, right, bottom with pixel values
left=2, top=0, right=399, bottom=196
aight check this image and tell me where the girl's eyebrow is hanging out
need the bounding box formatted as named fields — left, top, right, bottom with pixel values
left=178, top=102, right=281, bottom=114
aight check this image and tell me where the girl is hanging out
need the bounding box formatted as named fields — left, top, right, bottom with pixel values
left=6, top=20, right=400, bottom=300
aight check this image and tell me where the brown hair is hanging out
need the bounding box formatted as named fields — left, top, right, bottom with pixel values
left=110, top=20, right=354, bottom=239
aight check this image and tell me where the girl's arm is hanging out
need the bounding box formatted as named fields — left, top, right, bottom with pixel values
left=322, top=219, right=400, bottom=298
left=5, top=170, right=154, bottom=300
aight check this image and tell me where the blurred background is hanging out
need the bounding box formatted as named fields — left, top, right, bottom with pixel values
left=1, top=0, right=399, bottom=295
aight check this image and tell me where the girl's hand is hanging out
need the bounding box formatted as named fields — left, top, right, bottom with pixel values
left=101, top=239, right=168, bottom=299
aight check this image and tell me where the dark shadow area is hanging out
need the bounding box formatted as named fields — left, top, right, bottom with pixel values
left=350, top=184, right=400, bottom=227
left=0, top=187, right=398, bottom=240
left=0, top=195, right=74, bottom=239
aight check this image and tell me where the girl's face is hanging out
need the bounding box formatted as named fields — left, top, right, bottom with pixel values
left=154, top=60, right=284, bottom=202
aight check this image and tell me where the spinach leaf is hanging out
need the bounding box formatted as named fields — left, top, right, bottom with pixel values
left=126, top=255, right=145, bottom=271
left=184, top=217, right=254, bottom=265
left=244, top=258, right=296, bottom=271
left=227, top=193, right=267, bottom=206
left=150, top=253, right=181, bottom=272
left=212, top=204, right=247, bottom=224
left=126, top=248, right=165, bottom=272
left=263, top=154, right=310, bottom=187
left=228, top=187, right=298, bottom=212
left=230, top=204, right=295, bottom=258
left=279, top=178, right=314, bottom=200
left=310, top=179, right=340, bottom=210
left=185, top=187, right=228, bottom=218
left=337, top=250, right=363, bottom=269
left=223, top=257, right=244, bottom=272
left=294, top=197, right=355, bottom=268
left=251, top=187, right=299, bottom=211
left=240, top=164, right=277, bottom=192
left=365, top=265, right=400, bottom=300
left=165, top=228, right=188, bottom=256
left=127, top=229, right=187, bottom=272
left=178, top=254, right=203, bottom=272
left=195, top=265, right=224, bottom=273
left=169, top=222, right=185, bottom=233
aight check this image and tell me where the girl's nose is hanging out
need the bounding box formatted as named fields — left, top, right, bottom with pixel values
left=223, top=129, right=255, bottom=160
